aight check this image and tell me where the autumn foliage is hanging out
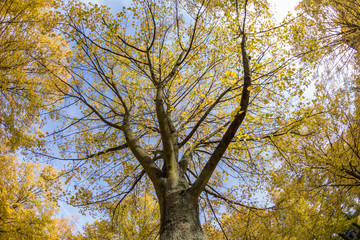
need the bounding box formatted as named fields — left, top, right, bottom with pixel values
left=2, top=0, right=360, bottom=239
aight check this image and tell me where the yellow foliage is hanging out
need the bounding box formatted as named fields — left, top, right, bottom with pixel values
left=0, top=153, right=74, bottom=239
left=0, top=0, right=69, bottom=151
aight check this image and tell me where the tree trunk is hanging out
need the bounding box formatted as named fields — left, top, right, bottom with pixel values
left=159, top=189, right=204, bottom=240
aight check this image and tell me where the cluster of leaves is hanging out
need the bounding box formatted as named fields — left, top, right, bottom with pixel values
left=0, top=0, right=68, bottom=152
left=0, top=0, right=75, bottom=239
left=0, top=153, right=75, bottom=239
left=77, top=186, right=159, bottom=240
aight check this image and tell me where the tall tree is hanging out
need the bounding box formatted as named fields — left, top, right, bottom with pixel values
left=0, top=0, right=68, bottom=152
left=0, top=1, right=74, bottom=238
left=48, top=0, right=318, bottom=238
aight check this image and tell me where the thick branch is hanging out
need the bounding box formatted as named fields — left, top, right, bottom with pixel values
left=155, top=87, right=178, bottom=182
left=122, top=124, right=164, bottom=189
left=190, top=33, right=251, bottom=198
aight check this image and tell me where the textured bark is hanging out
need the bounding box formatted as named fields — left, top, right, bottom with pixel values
left=159, top=187, right=204, bottom=240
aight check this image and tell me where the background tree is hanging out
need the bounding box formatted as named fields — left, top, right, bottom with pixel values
left=0, top=0, right=68, bottom=152
left=298, top=0, right=360, bottom=54
left=0, top=0, right=75, bottom=239
left=0, top=151, right=75, bottom=239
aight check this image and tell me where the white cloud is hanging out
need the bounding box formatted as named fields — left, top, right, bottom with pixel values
left=268, top=0, right=301, bottom=21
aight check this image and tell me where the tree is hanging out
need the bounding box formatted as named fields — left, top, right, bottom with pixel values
left=0, top=152, right=75, bottom=239
left=298, top=0, right=360, bottom=52
left=47, top=0, right=319, bottom=238
left=250, top=86, right=360, bottom=239
left=0, top=1, right=75, bottom=238
left=0, top=0, right=68, bottom=152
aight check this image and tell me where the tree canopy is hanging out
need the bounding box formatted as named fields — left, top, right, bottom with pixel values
left=0, top=154, right=75, bottom=239
left=0, top=0, right=68, bottom=152
left=2, top=0, right=360, bottom=239
left=0, top=0, right=74, bottom=239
